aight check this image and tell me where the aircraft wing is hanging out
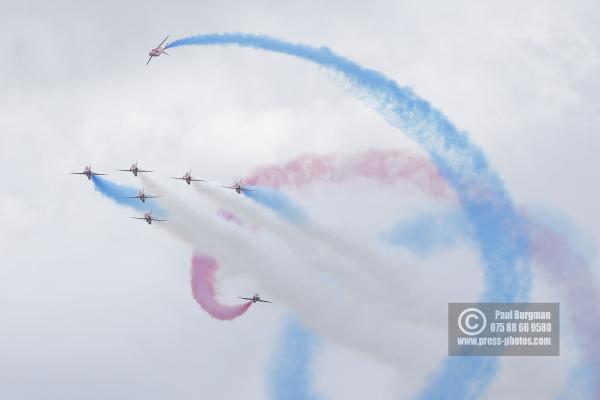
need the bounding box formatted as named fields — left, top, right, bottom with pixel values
left=92, top=173, right=108, bottom=176
left=170, top=177, right=185, bottom=180
left=242, top=188, right=256, bottom=192
left=221, top=185, right=235, bottom=189
left=127, top=196, right=139, bottom=199
left=158, top=36, right=169, bottom=48
left=152, top=218, right=167, bottom=222
left=117, top=169, right=131, bottom=172
left=238, top=297, right=253, bottom=301
left=146, top=56, right=153, bottom=65
left=257, top=299, right=272, bottom=303
left=190, top=178, right=206, bottom=182
left=145, top=195, right=159, bottom=198
left=131, top=217, right=145, bottom=220
left=137, top=169, right=155, bottom=173
left=70, top=172, right=85, bottom=175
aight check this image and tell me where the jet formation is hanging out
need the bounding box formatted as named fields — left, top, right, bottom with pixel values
left=72, top=38, right=271, bottom=305
left=72, top=161, right=267, bottom=303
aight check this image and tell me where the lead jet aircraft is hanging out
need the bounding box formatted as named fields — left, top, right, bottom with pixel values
left=70, top=165, right=107, bottom=180
left=127, top=188, right=159, bottom=203
left=238, top=293, right=272, bottom=304
left=170, top=170, right=205, bottom=185
left=131, top=211, right=167, bottom=225
left=146, top=36, right=169, bottom=65
left=118, top=162, right=154, bottom=177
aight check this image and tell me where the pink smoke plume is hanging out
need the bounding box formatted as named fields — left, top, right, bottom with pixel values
left=245, top=149, right=455, bottom=199
left=191, top=253, right=252, bottom=321
left=527, top=220, right=600, bottom=395
left=217, top=208, right=244, bottom=226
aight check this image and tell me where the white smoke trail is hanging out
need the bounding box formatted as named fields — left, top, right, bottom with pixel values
left=193, top=182, right=423, bottom=310
left=195, top=183, right=383, bottom=284
left=140, top=175, right=434, bottom=372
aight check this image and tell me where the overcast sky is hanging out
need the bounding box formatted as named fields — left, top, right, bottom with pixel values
left=1, top=1, right=598, bottom=399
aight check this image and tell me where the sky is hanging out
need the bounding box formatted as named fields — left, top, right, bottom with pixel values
left=1, top=1, right=599, bottom=399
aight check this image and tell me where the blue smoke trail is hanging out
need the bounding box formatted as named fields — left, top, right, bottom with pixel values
left=268, top=316, right=320, bottom=400
left=242, top=187, right=308, bottom=224
left=383, top=211, right=472, bottom=255
left=167, top=33, right=531, bottom=398
left=91, top=176, right=165, bottom=217
left=385, top=211, right=497, bottom=399
left=557, top=366, right=594, bottom=400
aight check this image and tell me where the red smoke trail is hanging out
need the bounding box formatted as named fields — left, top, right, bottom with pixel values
left=245, top=149, right=455, bottom=200
left=217, top=208, right=260, bottom=230
left=217, top=208, right=244, bottom=226
left=191, top=253, right=252, bottom=320
left=527, top=221, right=600, bottom=395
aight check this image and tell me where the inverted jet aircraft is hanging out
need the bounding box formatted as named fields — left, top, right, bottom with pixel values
left=146, top=36, right=169, bottom=65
